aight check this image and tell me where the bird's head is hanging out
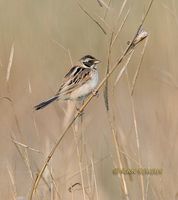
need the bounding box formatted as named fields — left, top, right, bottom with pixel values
left=80, top=55, right=101, bottom=68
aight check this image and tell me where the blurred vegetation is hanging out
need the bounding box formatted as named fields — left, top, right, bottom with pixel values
left=0, top=0, right=178, bottom=199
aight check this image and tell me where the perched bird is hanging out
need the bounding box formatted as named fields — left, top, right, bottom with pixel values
left=34, top=55, right=100, bottom=110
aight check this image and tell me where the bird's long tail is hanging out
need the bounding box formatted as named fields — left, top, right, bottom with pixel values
left=34, top=96, right=58, bottom=110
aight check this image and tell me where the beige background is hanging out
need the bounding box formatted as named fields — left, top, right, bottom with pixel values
left=0, top=0, right=177, bottom=199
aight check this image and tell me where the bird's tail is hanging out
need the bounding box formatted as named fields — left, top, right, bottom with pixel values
left=34, top=96, right=58, bottom=110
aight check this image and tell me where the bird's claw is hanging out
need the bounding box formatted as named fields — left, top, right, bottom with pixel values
left=76, top=107, right=84, bottom=117
left=92, top=90, right=99, bottom=97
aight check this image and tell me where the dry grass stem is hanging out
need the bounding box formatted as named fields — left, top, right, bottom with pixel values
left=24, top=148, right=34, bottom=180
left=91, top=158, right=99, bottom=200
left=97, top=0, right=103, bottom=7
left=109, top=117, right=129, bottom=200
left=6, top=43, right=14, bottom=82
left=111, top=9, right=130, bottom=49
left=28, top=80, right=32, bottom=94
left=103, top=32, right=114, bottom=111
left=107, top=61, right=134, bottom=191
left=125, top=70, right=145, bottom=200
left=161, top=2, right=178, bottom=26
left=73, top=120, right=86, bottom=200
left=96, top=0, right=110, bottom=9
left=114, top=50, right=134, bottom=86
left=119, top=149, right=143, bottom=167
left=12, top=139, right=42, bottom=154
left=85, top=158, right=92, bottom=196
left=77, top=2, right=107, bottom=35
left=103, top=0, right=112, bottom=19
left=115, top=0, right=128, bottom=24
left=11, top=135, right=33, bottom=178
left=47, top=168, right=62, bottom=200
left=7, top=164, right=17, bottom=200
left=51, top=39, right=73, bottom=66
left=63, top=101, right=76, bottom=129
left=154, top=69, right=178, bottom=88
left=145, top=175, right=150, bottom=200
left=131, top=36, right=149, bottom=95
left=103, top=2, right=130, bottom=112
left=98, top=16, right=112, bottom=30
left=60, top=154, right=110, bottom=182
left=104, top=8, right=130, bottom=110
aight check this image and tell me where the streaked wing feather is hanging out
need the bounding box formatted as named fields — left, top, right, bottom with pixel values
left=56, top=66, right=91, bottom=96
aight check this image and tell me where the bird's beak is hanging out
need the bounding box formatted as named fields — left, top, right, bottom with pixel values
left=94, top=59, right=101, bottom=64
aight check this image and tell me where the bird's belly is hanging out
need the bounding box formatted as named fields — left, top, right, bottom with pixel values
left=70, top=71, right=98, bottom=100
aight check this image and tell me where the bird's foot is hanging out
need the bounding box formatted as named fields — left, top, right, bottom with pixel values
left=92, top=89, right=99, bottom=97
left=75, top=106, right=84, bottom=117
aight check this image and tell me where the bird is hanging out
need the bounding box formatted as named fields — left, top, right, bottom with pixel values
left=34, top=55, right=101, bottom=110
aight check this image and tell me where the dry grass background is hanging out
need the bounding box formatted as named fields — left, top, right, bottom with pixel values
left=0, top=0, right=177, bottom=199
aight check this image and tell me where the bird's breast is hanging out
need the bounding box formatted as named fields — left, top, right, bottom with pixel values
left=70, top=69, right=98, bottom=100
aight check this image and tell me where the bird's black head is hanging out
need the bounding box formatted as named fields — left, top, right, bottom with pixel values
left=80, top=55, right=100, bottom=68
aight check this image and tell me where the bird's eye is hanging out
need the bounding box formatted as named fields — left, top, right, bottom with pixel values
left=85, top=58, right=90, bottom=62
left=83, top=59, right=93, bottom=67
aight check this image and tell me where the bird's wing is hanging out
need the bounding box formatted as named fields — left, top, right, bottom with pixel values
left=56, top=66, right=92, bottom=96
